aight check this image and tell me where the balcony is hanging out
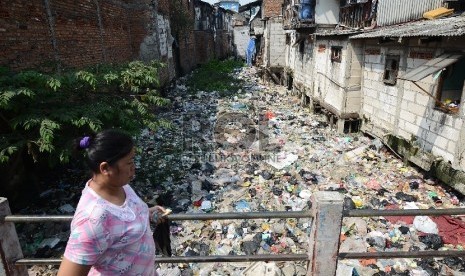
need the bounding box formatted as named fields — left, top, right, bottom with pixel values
left=283, top=0, right=316, bottom=30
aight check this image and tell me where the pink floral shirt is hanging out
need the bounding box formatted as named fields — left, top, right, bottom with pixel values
left=64, top=182, right=156, bottom=275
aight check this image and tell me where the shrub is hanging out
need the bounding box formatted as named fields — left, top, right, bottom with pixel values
left=0, top=61, right=170, bottom=166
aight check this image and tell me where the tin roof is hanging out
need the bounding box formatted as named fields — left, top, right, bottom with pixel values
left=350, top=15, right=465, bottom=39
left=314, top=28, right=363, bottom=37
left=399, top=53, right=463, bottom=81
left=376, top=0, right=443, bottom=27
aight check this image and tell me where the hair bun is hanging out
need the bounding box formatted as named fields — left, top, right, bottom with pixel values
left=79, top=136, right=91, bottom=149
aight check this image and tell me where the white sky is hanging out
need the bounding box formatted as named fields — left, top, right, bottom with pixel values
left=201, top=0, right=256, bottom=5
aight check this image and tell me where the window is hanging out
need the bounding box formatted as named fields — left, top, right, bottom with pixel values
left=383, top=55, right=400, bottom=85
left=330, top=46, right=342, bottom=62
left=299, top=40, right=305, bottom=54
left=399, top=53, right=464, bottom=114
left=435, top=57, right=465, bottom=114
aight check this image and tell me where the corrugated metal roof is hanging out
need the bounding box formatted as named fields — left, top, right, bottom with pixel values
left=350, top=16, right=465, bottom=39
left=314, top=29, right=362, bottom=36
left=399, top=53, right=463, bottom=82
left=377, top=0, right=443, bottom=26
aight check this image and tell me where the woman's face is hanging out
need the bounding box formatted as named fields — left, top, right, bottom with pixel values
left=110, top=148, right=136, bottom=186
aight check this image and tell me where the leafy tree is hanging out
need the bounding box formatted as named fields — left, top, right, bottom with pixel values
left=0, top=61, right=170, bottom=167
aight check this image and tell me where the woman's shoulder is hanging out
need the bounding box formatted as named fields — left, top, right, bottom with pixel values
left=72, top=186, right=107, bottom=226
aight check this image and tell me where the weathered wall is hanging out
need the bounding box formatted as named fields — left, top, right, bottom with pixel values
left=285, top=32, right=314, bottom=95
left=313, top=37, right=363, bottom=117
left=314, top=0, right=339, bottom=25
left=263, top=0, right=284, bottom=18
left=168, top=0, right=233, bottom=74
left=360, top=43, right=401, bottom=136
left=316, top=38, right=347, bottom=113
left=345, top=41, right=363, bottom=114
left=234, top=26, right=250, bottom=59
left=360, top=37, right=465, bottom=172
left=1, top=0, right=234, bottom=84
left=264, top=18, right=286, bottom=67
left=0, top=0, right=149, bottom=70
left=313, top=40, right=328, bottom=101
left=285, top=34, right=362, bottom=120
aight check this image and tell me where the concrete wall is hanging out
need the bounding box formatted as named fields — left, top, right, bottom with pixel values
left=359, top=37, right=465, bottom=172
left=313, top=40, right=329, bottom=101
left=311, top=37, right=362, bottom=117
left=345, top=41, right=363, bottom=114
left=318, top=38, right=347, bottom=113
left=315, top=0, right=339, bottom=25
left=140, top=13, right=176, bottom=84
left=233, top=26, right=250, bottom=59
left=264, top=18, right=286, bottom=67
left=360, top=44, right=402, bottom=135
left=285, top=31, right=314, bottom=94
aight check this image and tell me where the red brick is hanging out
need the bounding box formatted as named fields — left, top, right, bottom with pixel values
left=263, top=0, right=284, bottom=18
left=0, top=0, right=233, bottom=80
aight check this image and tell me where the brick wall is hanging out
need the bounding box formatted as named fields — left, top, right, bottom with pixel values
left=168, top=1, right=234, bottom=74
left=0, top=0, right=233, bottom=84
left=0, top=0, right=56, bottom=70
left=263, top=0, right=283, bottom=18
left=0, top=0, right=151, bottom=71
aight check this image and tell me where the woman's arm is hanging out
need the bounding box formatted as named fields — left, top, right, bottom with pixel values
left=57, top=257, right=92, bottom=276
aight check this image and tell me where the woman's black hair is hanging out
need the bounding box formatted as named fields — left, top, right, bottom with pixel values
left=77, top=129, right=134, bottom=173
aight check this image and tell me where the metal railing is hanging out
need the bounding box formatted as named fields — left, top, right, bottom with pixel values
left=3, top=210, right=312, bottom=223
left=5, top=211, right=313, bottom=266
left=3, top=193, right=465, bottom=275
left=0, top=199, right=317, bottom=276
left=339, top=208, right=465, bottom=259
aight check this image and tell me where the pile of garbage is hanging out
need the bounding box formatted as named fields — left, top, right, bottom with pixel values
left=19, top=65, right=465, bottom=275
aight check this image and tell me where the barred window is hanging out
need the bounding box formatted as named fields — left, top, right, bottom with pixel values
left=330, top=46, right=342, bottom=62
left=383, top=55, right=400, bottom=85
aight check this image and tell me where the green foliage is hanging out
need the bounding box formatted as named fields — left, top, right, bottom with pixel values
left=75, top=71, right=97, bottom=90
left=120, top=61, right=160, bottom=93
left=0, top=61, right=170, bottom=165
left=186, top=59, right=245, bottom=96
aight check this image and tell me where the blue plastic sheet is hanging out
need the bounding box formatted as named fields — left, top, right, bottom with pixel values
left=299, top=0, right=314, bottom=20
left=246, top=37, right=256, bottom=67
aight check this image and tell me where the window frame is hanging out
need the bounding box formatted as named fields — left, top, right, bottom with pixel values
left=383, top=55, right=400, bottom=85
left=330, top=46, right=342, bottom=63
left=435, top=60, right=465, bottom=114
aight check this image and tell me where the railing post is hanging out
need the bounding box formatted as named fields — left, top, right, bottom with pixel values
left=0, top=198, right=28, bottom=276
left=307, top=192, right=344, bottom=276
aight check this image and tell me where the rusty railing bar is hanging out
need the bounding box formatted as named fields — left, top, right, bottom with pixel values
left=339, top=250, right=465, bottom=259
left=344, top=208, right=465, bottom=217
left=155, top=254, right=310, bottom=263
left=4, top=211, right=312, bottom=223
left=15, top=254, right=310, bottom=266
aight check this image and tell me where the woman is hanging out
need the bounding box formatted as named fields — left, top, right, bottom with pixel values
left=58, top=129, right=164, bottom=276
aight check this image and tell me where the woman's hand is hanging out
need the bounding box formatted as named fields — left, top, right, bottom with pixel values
left=149, top=205, right=169, bottom=224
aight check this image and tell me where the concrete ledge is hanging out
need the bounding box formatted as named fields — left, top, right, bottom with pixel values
left=384, top=134, right=434, bottom=171
left=383, top=135, right=465, bottom=195
left=318, top=101, right=360, bottom=119
left=430, top=160, right=465, bottom=195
